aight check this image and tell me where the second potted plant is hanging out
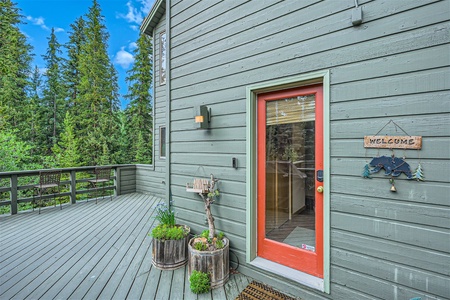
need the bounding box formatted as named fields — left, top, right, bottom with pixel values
left=151, top=201, right=190, bottom=270
left=187, top=174, right=230, bottom=289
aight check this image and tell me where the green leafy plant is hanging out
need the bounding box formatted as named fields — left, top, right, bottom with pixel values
left=155, top=202, right=175, bottom=226
left=215, top=239, right=224, bottom=249
left=151, top=224, right=188, bottom=240
left=200, top=230, right=209, bottom=239
left=193, top=231, right=226, bottom=251
left=150, top=201, right=189, bottom=240
left=190, top=270, right=210, bottom=294
left=194, top=241, right=208, bottom=251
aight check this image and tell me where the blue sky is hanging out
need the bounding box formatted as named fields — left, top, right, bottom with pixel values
left=16, top=0, right=155, bottom=109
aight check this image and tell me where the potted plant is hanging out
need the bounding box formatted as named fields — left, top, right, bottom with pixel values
left=189, top=270, right=210, bottom=294
left=188, top=174, right=230, bottom=289
left=151, top=201, right=190, bottom=270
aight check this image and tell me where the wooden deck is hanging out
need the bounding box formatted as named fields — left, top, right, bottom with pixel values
left=0, top=193, right=252, bottom=300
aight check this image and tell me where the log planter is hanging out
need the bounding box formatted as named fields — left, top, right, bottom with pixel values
left=152, top=225, right=190, bottom=270
left=188, top=237, right=230, bottom=289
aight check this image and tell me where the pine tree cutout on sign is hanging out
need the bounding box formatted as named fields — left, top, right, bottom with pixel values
left=412, top=163, right=425, bottom=181
left=362, top=164, right=372, bottom=178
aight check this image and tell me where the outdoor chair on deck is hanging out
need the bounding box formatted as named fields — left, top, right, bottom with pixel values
left=87, top=167, right=112, bottom=204
left=32, top=170, right=62, bottom=214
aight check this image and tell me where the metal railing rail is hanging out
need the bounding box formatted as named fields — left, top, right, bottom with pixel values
left=0, top=165, right=134, bottom=215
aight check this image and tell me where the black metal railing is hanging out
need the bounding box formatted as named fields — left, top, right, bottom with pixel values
left=0, top=165, right=134, bottom=215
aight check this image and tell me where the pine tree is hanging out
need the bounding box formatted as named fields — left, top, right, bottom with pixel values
left=63, top=16, right=86, bottom=109
left=115, top=110, right=130, bottom=164
left=0, top=0, right=33, bottom=133
left=125, top=33, right=153, bottom=164
left=362, top=163, right=371, bottom=179
left=76, top=0, right=120, bottom=166
left=52, top=112, right=80, bottom=168
left=40, top=28, right=65, bottom=155
left=28, top=66, right=42, bottom=155
left=412, top=163, right=425, bottom=181
left=0, top=130, right=33, bottom=172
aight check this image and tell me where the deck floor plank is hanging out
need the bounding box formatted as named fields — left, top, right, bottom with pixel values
left=0, top=194, right=127, bottom=271
left=183, top=264, right=198, bottom=300
left=44, top=194, right=156, bottom=300
left=1, top=199, right=128, bottom=298
left=0, top=193, right=251, bottom=300
left=211, top=285, right=227, bottom=300
left=65, top=195, right=150, bottom=299
left=111, top=199, right=159, bottom=300
left=75, top=195, right=154, bottom=299
left=97, top=196, right=159, bottom=300
left=9, top=194, right=148, bottom=299
left=233, top=272, right=252, bottom=294
left=142, top=265, right=162, bottom=299
left=0, top=199, right=101, bottom=272
left=224, top=275, right=240, bottom=299
left=126, top=232, right=156, bottom=300
left=154, top=269, right=174, bottom=300
left=169, top=265, right=186, bottom=299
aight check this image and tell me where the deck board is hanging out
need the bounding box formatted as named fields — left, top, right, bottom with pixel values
left=1, top=192, right=252, bottom=299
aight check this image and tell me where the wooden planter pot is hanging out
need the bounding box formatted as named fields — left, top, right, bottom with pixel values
left=152, top=225, right=190, bottom=270
left=188, top=237, right=229, bottom=289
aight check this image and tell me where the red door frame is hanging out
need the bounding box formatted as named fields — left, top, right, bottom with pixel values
left=257, top=85, right=324, bottom=278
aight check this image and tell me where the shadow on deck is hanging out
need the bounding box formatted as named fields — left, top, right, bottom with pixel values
left=0, top=193, right=251, bottom=299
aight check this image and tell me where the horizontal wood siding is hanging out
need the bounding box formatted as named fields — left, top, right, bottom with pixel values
left=119, top=166, right=136, bottom=194
left=136, top=12, right=167, bottom=199
left=167, top=0, right=449, bottom=299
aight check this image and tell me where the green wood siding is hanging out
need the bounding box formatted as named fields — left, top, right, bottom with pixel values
left=154, top=0, right=450, bottom=298
left=119, top=166, right=136, bottom=194
left=136, top=12, right=167, bottom=198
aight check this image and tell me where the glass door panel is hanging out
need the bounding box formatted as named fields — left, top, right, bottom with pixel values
left=257, top=85, right=323, bottom=278
left=265, top=94, right=316, bottom=252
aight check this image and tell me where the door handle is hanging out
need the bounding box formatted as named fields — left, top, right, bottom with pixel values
left=317, top=186, right=324, bottom=193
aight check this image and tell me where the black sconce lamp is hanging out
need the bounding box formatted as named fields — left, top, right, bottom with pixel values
left=195, top=105, right=211, bottom=129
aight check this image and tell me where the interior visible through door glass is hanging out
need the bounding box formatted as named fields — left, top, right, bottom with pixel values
left=265, top=94, right=316, bottom=252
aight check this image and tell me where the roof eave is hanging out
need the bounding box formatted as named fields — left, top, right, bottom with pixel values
left=140, top=0, right=166, bottom=36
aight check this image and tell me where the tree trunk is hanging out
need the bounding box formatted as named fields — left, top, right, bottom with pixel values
left=205, top=199, right=215, bottom=239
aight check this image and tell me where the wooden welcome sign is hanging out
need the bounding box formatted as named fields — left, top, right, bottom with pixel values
left=364, top=135, right=422, bottom=149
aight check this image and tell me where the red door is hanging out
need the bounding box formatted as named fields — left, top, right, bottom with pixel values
left=257, top=85, right=323, bottom=278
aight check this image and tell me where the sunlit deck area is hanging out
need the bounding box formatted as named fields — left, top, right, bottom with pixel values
left=0, top=193, right=252, bottom=299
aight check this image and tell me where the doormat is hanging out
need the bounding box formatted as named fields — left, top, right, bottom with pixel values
left=235, top=281, right=298, bottom=300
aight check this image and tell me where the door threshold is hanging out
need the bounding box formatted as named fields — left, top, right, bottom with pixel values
left=249, top=257, right=324, bottom=292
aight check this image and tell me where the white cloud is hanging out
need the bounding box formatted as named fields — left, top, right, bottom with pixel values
left=114, top=47, right=135, bottom=69
left=27, top=16, right=49, bottom=31
left=26, top=15, right=65, bottom=33
left=118, top=1, right=143, bottom=24
left=129, top=42, right=138, bottom=50
left=117, top=0, right=155, bottom=29
left=140, top=0, right=154, bottom=15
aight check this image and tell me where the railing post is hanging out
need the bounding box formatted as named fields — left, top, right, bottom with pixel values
left=70, top=170, right=77, bottom=204
left=10, top=175, right=18, bottom=215
left=115, top=167, right=121, bottom=196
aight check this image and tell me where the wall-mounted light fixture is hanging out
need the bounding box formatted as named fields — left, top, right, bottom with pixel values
left=195, top=105, right=211, bottom=129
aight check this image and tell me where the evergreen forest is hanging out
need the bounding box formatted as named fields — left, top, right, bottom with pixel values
left=0, top=0, right=154, bottom=173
